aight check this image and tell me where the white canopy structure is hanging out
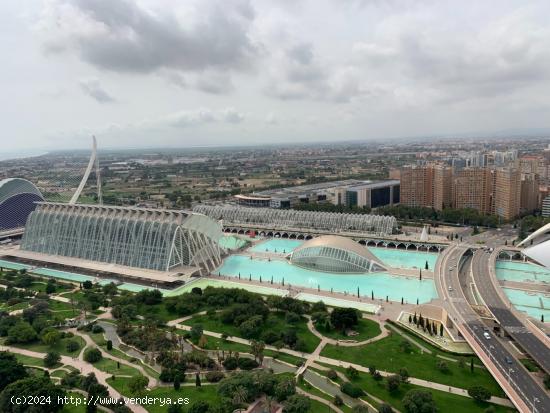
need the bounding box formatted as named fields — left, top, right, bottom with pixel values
left=518, top=222, right=550, bottom=268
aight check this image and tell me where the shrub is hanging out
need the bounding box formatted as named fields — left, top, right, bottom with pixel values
left=44, top=351, right=61, bottom=368
left=436, top=360, right=449, bottom=373
left=379, top=404, right=394, bottom=413
left=402, top=389, right=437, bottom=413
left=91, top=324, right=104, bottom=334
left=65, top=340, right=80, bottom=353
left=386, top=375, right=401, bottom=393
left=238, top=358, right=259, bottom=370
left=327, top=369, right=338, bottom=381
left=222, top=357, right=238, bottom=370
left=84, top=348, right=102, bottom=363
left=106, top=340, right=113, bottom=350
left=205, top=371, right=225, bottom=383
left=334, top=395, right=343, bottom=406
left=340, top=382, right=364, bottom=398
left=346, top=366, right=359, bottom=380
left=467, top=386, right=491, bottom=402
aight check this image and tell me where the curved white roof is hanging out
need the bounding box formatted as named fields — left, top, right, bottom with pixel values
left=0, top=178, right=43, bottom=204
left=293, top=235, right=377, bottom=259
left=523, top=240, right=550, bottom=268
left=518, top=223, right=550, bottom=247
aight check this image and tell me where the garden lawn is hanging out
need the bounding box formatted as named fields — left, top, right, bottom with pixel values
left=9, top=335, right=85, bottom=357
left=14, top=353, right=45, bottom=367
left=324, top=366, right=513, bottom=413
left=182, top=311, right=321, bottom=353
left=316, top=317, right=381, bottom=342
left=48, top=300, right=79, bottom=318
left=107, top=377, right=223, bottom=413
left=320, top=328, right=504, bottom=396
left=60, top=392, right=86, bottom=413
left=91, top=357, right=141, bottom=376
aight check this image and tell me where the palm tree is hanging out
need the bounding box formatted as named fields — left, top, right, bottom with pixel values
left=232, top=386, right=248, bottom=413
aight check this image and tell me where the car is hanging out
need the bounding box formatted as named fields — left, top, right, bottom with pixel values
left=505, top=356, right=513, bottom=365
left=483, top=332, right=491, bottom=340
left=448, top=286, right=453, bottom=291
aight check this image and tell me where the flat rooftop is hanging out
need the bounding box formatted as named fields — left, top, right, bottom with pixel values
left=3, top=247, right=200, bottom=284
left=255, top=179, right=370, bottom=197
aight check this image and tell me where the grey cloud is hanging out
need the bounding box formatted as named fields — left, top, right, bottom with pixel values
left=160, top=108, right=245, bottom=128
left=79, top=79, right=115, bottom=103
left=195, top=72, right=235, bottom=95
left=40, top=0, right=258, bottom=74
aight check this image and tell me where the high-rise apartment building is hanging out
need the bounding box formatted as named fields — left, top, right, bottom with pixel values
left=493, top=168, right=521, bottom=220
left=542, top=195, right=550, bottom=218
left=520, top=173, right=540, bottom=214
left=399, top=164, right=524, bottom=220
left=453, top=168, right=493, bottom=215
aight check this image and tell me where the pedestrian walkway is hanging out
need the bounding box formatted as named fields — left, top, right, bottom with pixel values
left=0, top=344, right=148, bottom=413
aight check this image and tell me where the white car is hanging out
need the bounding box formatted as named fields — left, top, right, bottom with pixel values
left=483, top=332, right=491, bottom=340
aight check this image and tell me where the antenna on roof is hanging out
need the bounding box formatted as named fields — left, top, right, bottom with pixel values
left=69, top=136, right=102, bottom=205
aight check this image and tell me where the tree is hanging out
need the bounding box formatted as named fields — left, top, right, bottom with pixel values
left=402, top=389, right=438, bottom=413
left=283, top=395, right=310, bottom=413
left=190, top=324, right=203, bottom=340
left=346, top=365, right=359, bottom=380
left=250, top=340, right=265, bottom=365
left=128, top=375, right=148, bottom=395
left=6, top=321, right=37, bottom=344
left=195, top=372, right=201, bottom=387
left=352, top=405, right=369, bottom=413
left=106, top=340, right=113, bottom=350
left=45, top=280, right=56, bottom=294
left=188, top=401, right=211, bottom=413
left=399, top=367, right=409, bottom=383
left=467, top=386, right=491, bottom=402
left=82, top=280, right=93, bottom=289
left=198, top=335, right=208, bottom=349
left=44, top=351, right=61, bottom=368
left=42, top=330, right=61, bottom=346
left=0, top=376, right=66, bottom=413
left=173, top=376, right=180, bottom=390
left=84, top=348, right=102, bottom=363
left=330, top=308, right=359, bottom=332
left=544, top=374, right=550, bottom=390
left=379, top=404, right=395, bottom=413
left=368, top=365, right=376, bottom=375
left=386, top=375, right=401, bottom=393
left=167, top=405, right=183, bottom=413
left=0, top=352, right=28, bottom=391
left=275, top=377, right=296, bottom=401
left=340, top=382, right=364, bottom=398
left=334, top=395, right=343, bottom=406
left=66, top=340, right=80, bottom=353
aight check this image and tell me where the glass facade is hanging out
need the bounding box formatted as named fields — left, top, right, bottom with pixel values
left=21, top=203, right=223, bottom=273
left=194, top=205, right=397, bottom=235
left=0, top=178, right=44, bottom=231
left=291, top=245, right=386, bottom=273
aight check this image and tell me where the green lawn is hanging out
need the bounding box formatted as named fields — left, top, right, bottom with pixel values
left=316, top=317, right=381, bottom=342
left=182, top=311, right=321, bottom=353
left=326, top=366, right=513, bottom=413
left=107, top=377, right=223, bottom=413
left=91, top=357, right=141, bottom=376
left=14, top=353, right=45, bottom=367
left=264, top=350, right=305, bottom=367
left=298, top=379, right=353, bottom=413
left=320, top=328, right=504, bottom=397
left=9, top=335, right=85, bottom=357
left=183, top=331, right=253, bottom=353
left=48, top=300, right=79, bottom=318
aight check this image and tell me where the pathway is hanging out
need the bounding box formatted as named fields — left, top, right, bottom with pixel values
left=71, top=329, right=157, bottom=388
left=296, top=387, right=345, bottom=413
left=169, top=317, right=513, bottom=408
left=314, top=355, right=513, bottom=408
left=0, top=344, right=148, bottom=413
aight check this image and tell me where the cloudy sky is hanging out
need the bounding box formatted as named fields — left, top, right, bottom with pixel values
left=2, top=0, right=550, bottom=152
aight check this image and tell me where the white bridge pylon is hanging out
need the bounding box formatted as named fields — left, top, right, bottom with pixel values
left=69, top=136, right=102, bottom=205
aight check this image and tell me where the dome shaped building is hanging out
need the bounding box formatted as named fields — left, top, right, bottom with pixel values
left=290, top=235, right=386, bottom=273
left=0, top=178, right=44, bottom=231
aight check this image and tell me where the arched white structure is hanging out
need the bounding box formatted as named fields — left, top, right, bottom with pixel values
left=21, top=203, right=222, bottom=273
left=0, top=178, right=44, bottom=231
left=70, top=136, right=102, bottom=205
left=517, top=223, right=550, bottom=247
left=290, top=235, right=386, bottom=273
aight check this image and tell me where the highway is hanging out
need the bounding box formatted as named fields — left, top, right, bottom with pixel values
left=472, top=249, right=550, bottom=374
left=437, top=245, right=550, bottom=413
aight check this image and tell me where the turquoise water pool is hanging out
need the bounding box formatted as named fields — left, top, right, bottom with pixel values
left=370, top=248, right=438, bottom=270
left=216, top=255, right=437, bottom=303
left=503, top=287, right=550, bottom=322
left=247, top=238, right=439, bottom=270
left=249, top=239, right=304, bottom=254
left=496, top=261, right=550, bottom=284
left=0, top=259, right=32, bottom=271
